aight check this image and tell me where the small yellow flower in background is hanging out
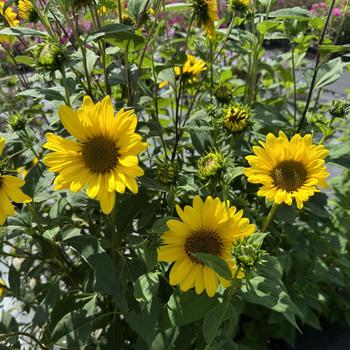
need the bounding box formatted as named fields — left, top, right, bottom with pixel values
left=0, top=278, right=5, bottom=299
left=44, top=96, right=148, bottom=214
left=191, top=0, right=218, bottom=38
left=224, top=103, right=252, bottom=133
left=18, top=0, right=38, bottom=22
left=244, top=131, right=329, bottom=209
left=0, top=279, right=5, bottom=298
left=0, top=0, right=19, bottom=43
left=0, top=138, right=32, bottom=225
left=158, top=196, right=255, bottom=297
left=158, top=80, right=169, bottom=89
left=228, top=0, right=251, bottom=13
left=17, top=156, right=39, bottom=178
left=0, top=1, right=19, bottom=27
left=174, top=54, right=206, bottom=83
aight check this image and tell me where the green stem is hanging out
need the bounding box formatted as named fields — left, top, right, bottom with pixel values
left=61, top=68, right=71, bottom=107
left=214, top=11, right=236, bottom=62
left=117, top=0, right=123, bottom=22
left=124, top=43, right=133, bottom=106
left=110, top=194, right=118, bottom=264
left=210, top=39, right=214, bottom=89
left=291, top=45, right=297, bottom=128
left=0, top=331, right=48, bottom=350
left=296, top=0, right=337, bottom=133
left=261, top=202, right=278, bottom=232
left=30, top=0, right=55, bottom=38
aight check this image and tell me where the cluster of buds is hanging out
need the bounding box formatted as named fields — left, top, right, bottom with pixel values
left=233, top=234, right=266, bottom=270
left=327, top=100, right=350, bottom=121
left=157, top=161, right=179, bottom=185
left=198, top=149, right=225, bottom=179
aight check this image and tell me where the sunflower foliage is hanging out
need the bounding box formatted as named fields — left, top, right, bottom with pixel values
left=0, top=0, right=350, bottom=349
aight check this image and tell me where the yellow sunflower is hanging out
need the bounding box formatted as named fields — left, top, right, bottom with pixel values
left=158, top=196, right=256, bottom=297
left=0, top=0, right=19, bottom=43
left=0, top=1, right=19, bottom=27
left=244, top=131, right=329, bottom=209
left=174, top=54, right=207, bottom=83
left=43, top=96, right=148, bottom=214
left=18, top=0, right=38, bottom=22
left=0, top=137, right=32, bottom=225
left=191, top=0, right=218, bottom=38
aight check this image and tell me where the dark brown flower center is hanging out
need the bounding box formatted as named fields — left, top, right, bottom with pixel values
left=82, top=137, right=119, bottom=173
left=271, top=160, right=307, bottom=192
left=184, top=229, right=223, bottom=264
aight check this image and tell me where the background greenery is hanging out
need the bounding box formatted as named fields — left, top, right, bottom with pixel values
left=0, top=0, right=350, bottom=349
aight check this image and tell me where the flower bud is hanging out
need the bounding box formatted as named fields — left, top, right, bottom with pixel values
left=8, top=113, right=27, bottom=131
left=36, top=42, right=66, bottom=72
left=233, top=236, right=265, bottom=270
left=224, top=103, right=252, bottom=133
left=146, top=230, right=163, bottom=249
left=213, top=82, right=234, bottom=104
left=157, top=161, right=179, bottom=185
left=328, top=100, right=350, bottom=120
left=198, top=150, right=224, bottom=179
left=228, top=0, right=250, bottom=13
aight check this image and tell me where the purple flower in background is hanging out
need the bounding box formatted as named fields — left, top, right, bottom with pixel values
left=333, top=7, right=342, bottom=17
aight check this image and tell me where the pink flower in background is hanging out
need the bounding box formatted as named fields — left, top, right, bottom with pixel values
left=310, top=1, right=347, bottom=17
left=333, top=7, right=342, bottom=16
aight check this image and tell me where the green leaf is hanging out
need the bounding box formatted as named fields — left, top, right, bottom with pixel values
left=43, top=227, right=60, bottom=241
left=134, top=272, right=159, bottom=303
left=192, top=253, right=232, bottom=280
left=239, top=257, right=301, bottom=331
left=269, top=7, right=314, bottom=19
left=203, top=303, right=227, bottom=344
left=257, top=21, right=280, bottom=36
left=125, top=298, right=159, bottom=347
left=314, top=57, right=347, bottom=90
left=128, top=0, right=149, bottom=21
left=50, top=294, right=97, bottom=345
left=0, top=27, right=47, bottom=37
left=164, top=2, right=190, bottom=12
left=167, top=289, right=217, bottom=326
left=64, top=235, right=127, bottom=312
left=91, top=23, right=136, bottom=37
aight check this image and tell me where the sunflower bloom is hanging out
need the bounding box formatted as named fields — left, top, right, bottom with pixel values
left=174, top=54, right=206, bottom=83
left=18, top=0, right=38, bottom=22
left=0, top=138, right=32, bottom=225
left=44, top=96, right=148, bottom=214
left=191, top=0, right=218, bottom=38
left=158, top=196, right=256, bottom=297
left=0, top=0, right=19, bottom=42
left=244, top=131, right=329, bottom=209
left=0, top=1, right=19, bottom=27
